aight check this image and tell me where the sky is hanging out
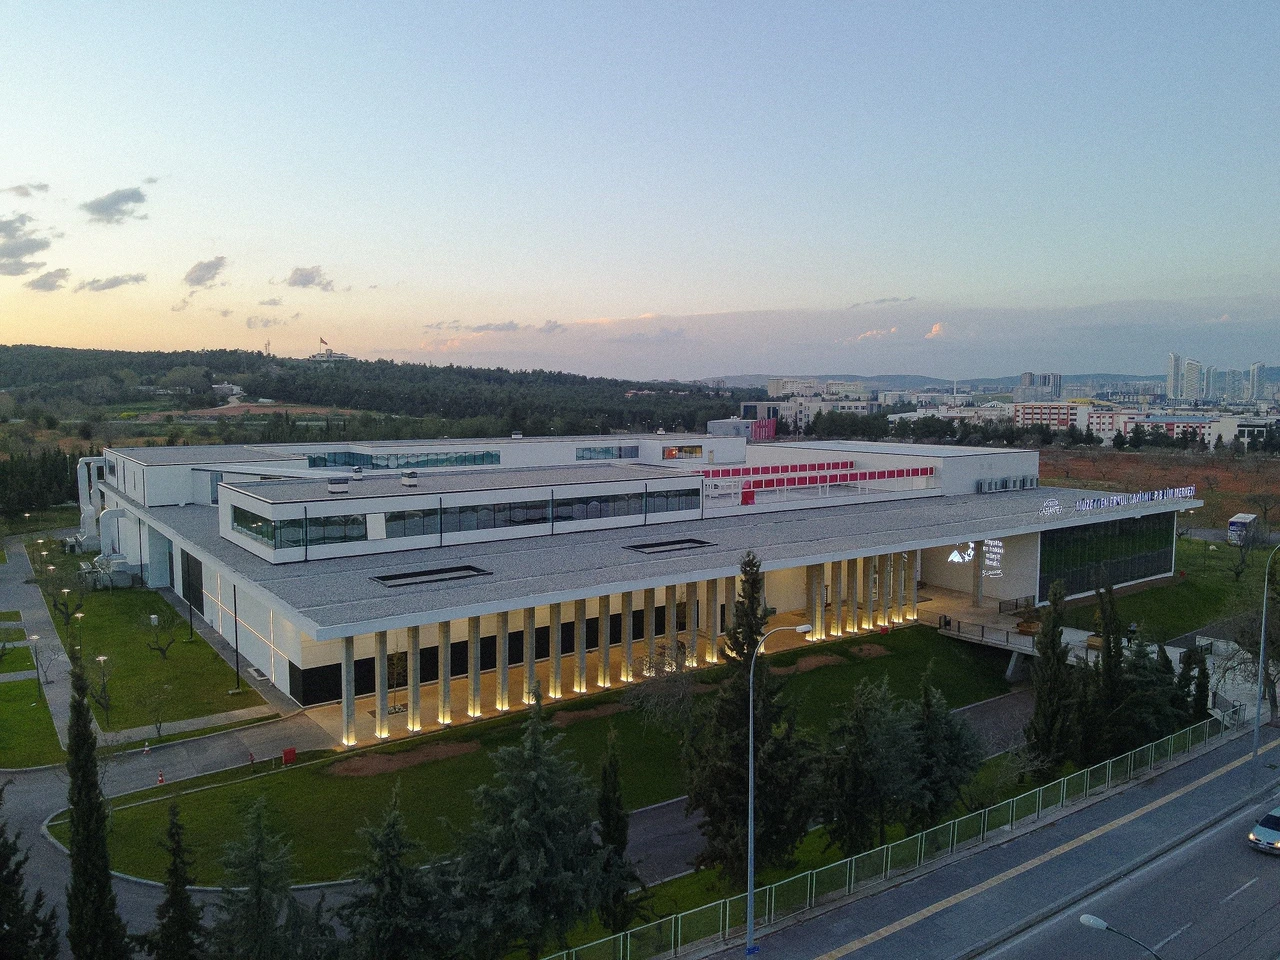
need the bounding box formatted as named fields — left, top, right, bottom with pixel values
left=2, top=2, right=1277, bottom=380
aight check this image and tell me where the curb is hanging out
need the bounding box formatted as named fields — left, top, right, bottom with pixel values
left=948, top=759, right=1280, bottom=960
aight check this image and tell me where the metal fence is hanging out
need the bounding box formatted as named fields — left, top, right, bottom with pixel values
left=543, top=704, right=1248, bottom=960
left=936, top=615, right=1036, bottom=653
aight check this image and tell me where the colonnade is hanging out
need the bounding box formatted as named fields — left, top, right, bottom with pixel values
left=337, top=549, right=923, bottom=747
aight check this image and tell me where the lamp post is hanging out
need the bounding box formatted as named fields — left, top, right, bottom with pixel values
left=746, top=622, right=811, bottom=955
left=73, top=612, right=84, bottom=658
left=1079, top=914, right=1164, bottom=958
left=1253, top=543, right=1280, bottom=761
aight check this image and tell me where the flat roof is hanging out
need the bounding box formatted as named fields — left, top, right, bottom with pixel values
left=775, top=440, right=1030, bottom=459
left=112, top=445, right=307, bottom=466
left=143, top=484, right=1198, bottom=640
left=227, top=463, right=698, bottom=504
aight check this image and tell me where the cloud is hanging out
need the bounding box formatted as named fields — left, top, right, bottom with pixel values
left=183, top=256, right=227, bottom=288
left=143, top=176, right=159, bottom=185
left=246, top=315, right=285, bottom=329
left=850, top=296, right=916, bottom=309
left=81, top=186, right=147, bottom=224
left=854, top=326, right=899, bottom=341
left=220, top=309, right=233, bottom=318
left=471, top=321, right=523, bottom=333
left=540, top=320, right=565, bottom=334
left=75, top=273, right=146, bottom=292
left=285, top=265, right=334, bottom=292
left=3, top=183, right=49, bottom=197
left=0, top=214, right=50, bottom=275
left=171, top=299, right=189, bottom=312
left=258, top=297, right=283, bottom=307
left=24, top=268, right=69, bottom=292
left=925, top=322, right=944, bottom=339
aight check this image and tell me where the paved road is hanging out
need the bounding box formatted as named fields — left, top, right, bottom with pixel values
left=984, top=790, right=1280, bottom=959
left=704, top=724, right=1280, bottom=960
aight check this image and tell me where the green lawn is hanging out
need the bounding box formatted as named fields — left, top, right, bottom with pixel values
left=29, top=543, right=264, bottom=731
left=0, top=644, right=35, bottom=674
left=0, top=679, right=64, bottom=768
left=0, top=611, right=22, bottom=622
left=1062, top=537, right=1271, bottom=643
left=0, top=506, right=81, bottom=538
left=66, top=626, right=1009, bottom=884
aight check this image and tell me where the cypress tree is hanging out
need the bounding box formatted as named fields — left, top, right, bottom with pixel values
left=683, top=551, right=813, bottom=884
left=1192, top=650, right=1211, bottom=723
left=65, top=655, right=131, bottom=960
left=1025, top=581, right=1073, bottom=764
left=141, top=803, right=205, bottom=960
left=596, top=727, right=642, bottom=934
left=0, top=783, right=59, bottom=960
left=911, top=670, right=983, bottom=830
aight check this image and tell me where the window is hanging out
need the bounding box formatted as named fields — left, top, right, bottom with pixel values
left=645, top=488, right=701, bottom=514
left=232, top=506, right=275, bottom=546
left=307, top=450, right=500, bottom=469
left=385, top=509, right=441, bottom=539
left=553, top=491, right=645, bottom=522
left=661, top=445, right=704, bottom=460
left=306, top=513, right=368, bottom=546
left=441, top=499, right=551, bottom=534
left=575, top=445, right=640, bottom=461
left=373, top=565, right=491, bottom=587
left=209, top=471, right=223, bottom=504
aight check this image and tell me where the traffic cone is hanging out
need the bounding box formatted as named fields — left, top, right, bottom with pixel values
left=157, top=770, right=165, bottom=785
left=143, top=742, right=150, bottom=755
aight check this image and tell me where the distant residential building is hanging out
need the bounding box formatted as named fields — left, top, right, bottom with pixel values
left=1225, top=369, right=1245, bottom=403
left=1249, top=361, right=1267, bottom=401
left=766, top=378, right=819, bottom=398
left=1167, top=353, right=1182, bottom=400
left=1012, top=372, right=1062, bottom=402
left=1182, top=359, right=1203, bottom=401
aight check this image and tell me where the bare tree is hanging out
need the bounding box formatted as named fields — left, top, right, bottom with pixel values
left=623, top=641, right=698, bottom=732
left=1217, top=608, right=1280, bottom=720
left=1247, top=488, right=1279, bottom=535
left=144, top=606, right=184, bottom=660
left=36, top=564, right=86, bottom=630
left=30, top=641, right=63, bottom=687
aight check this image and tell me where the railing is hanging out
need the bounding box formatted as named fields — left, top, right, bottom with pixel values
left=998, top=596, right=1037, bottom=615
left=936, top=615, right=1034, bottom=652
left=543, top=704, right=1248, bottom=960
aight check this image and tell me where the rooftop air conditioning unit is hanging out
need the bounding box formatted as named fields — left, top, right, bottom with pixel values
left=400, top=471, right=419, bottom=487
left=327, top=478, right=349, bottom=494
left=351, top=466, right=363, bottom=480
left=511, top=431, right=523, bottom=439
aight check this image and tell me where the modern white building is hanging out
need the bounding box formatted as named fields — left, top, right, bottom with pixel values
left=76, top=434, right=1197, bottom=746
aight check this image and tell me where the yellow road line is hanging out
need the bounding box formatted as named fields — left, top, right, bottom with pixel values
left=814, top=738, right=1280, bottom=959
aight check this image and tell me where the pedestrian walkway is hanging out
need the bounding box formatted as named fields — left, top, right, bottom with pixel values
left=106, top=703, right=278, bottom=745
left=1, top=534, right=89, bottom=747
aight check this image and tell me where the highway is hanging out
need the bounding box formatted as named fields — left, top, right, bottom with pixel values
left=707, top=726, right=1280, bottom=960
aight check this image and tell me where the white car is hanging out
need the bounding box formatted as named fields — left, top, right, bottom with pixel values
left=1247, top=807, right=1280, bottom=853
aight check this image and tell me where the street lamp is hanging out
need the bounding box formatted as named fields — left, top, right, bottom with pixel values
left=746, top=622, right=812, bottom=955
left=1253, top=543, right=1280, bottom=761
left=73, top=612, right=85, bottom=657
left=1079, top=914, right=1164, bottom=958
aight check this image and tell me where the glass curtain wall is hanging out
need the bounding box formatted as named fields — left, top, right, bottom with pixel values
left=1038, top=513, right=1175, bottom=600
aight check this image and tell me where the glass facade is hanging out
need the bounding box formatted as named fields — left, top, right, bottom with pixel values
left=306, top=514, right=368, bottom=546
left=661, top=445, right=704, bottom=460
left=554, top=491, right=645, bottom=522
left=385, top=508, right=441, bottom=539
left=575, top=445, right=640, bottom=461
left=232, top=506, right=275, bottom=546
left=441, top=499, right=552, bottom=534
left=1038, top=513, right=1175, bottom=600
left=645, top=488, right=702, bottom=514
left=307, top=450, right=500, bottom=469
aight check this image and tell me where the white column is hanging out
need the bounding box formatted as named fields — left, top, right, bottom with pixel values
left=548, top=602, right=563, bottom=698
left=374, top=630, right=389, bottom=739
left=724, top=576, right=737, bottom=635
left=467, top=616, right=481, bottom=718
left=972, top=540, right=985, bottom=606
left=597, top=594, right=612, bottom=688
left=912, top=549, right=920, bottom=620
left=845, top=559, right=857, bottom=634
left=665, top=584, right=678, bottom=669
left=523, top=607, right=537, bottom=703
left=806, top=564, right=823, bottom=640
left=880, top=554, right=891, bottom=627
left=831, top=561, right=844, bottom=637
left=706, top=578, right=720, bottom=663
left=684, top=581, right=699, bottom=666
left=496, top=611, right=510, bottom=711
left=437, top=621, right=452, bottom=725
left=574, top=599, right=588, bottom=693
left=620, top=591, right=635, bottom=682
left=644, top=588, right=657, bottom=675
left=896, top=552, right=906, bottom=624
left=863, top=557, right=874, bottom=631
left=341, top=635, right=356, bottom=747
left=407, top=625, right=421, bottom=732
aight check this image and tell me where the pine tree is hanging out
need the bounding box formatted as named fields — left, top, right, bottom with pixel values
left=454, top=693, right=603, bottom=960
left=140, top=803, right=205, bottom=960
left=1096, top=585, right=1130, bottom=751
left=337, top=786, right=443, bottom=960
left=820, top=677, right=919, bottom=853
left=1025, top=581, right=1074, bottom=764
left=0, top=783, right=59, bottom=960
left=683, top=552, right=813, bottom=884
left=1193, top=650, right=1211, bottom=723
left=596, top=728, right=642, bottom=935
left=911, top=670, right=983, bottom=830
left=65, top=655, right=131, bottom=960
left=210, top=797, right=334, bottom=960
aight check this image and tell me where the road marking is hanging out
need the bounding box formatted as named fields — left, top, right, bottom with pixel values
left=1220, top=876, right=1259, bottom=904
left=812, top=738, right=1280, bottom=960
left=1152, top=922, right=1193, bottom=951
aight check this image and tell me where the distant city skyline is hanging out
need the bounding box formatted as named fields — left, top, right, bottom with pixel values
left=2, top=3, right=1277, bottom=380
